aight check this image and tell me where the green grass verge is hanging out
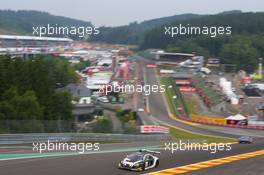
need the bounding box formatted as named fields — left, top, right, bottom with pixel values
left=184, top=98, right=198, bottom=115
left=160, top=76, right=189, bottom=115
left=160, top=76, right=178, bottom=115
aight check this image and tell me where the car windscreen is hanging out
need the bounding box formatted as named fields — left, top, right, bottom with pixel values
left=127, top=153, right=143, bottom=162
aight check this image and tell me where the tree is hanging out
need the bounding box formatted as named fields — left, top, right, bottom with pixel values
left=220, top=38, right=260, bottom=72
left=47, top=91, right=73, bottom=120
left=74, top=60, right=91, bottom=71
left=0, top=87, right=43, bottom=120
left=93, top=116, right=113, bottom=133
left=0, top=55, right=77, bottom=122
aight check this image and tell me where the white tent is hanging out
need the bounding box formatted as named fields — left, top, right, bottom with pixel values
left=226, top=114, right=246, bottom=121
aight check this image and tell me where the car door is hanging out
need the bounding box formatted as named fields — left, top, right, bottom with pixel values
left=144, top=154, right=150, bottom=168
left=144, top=154, right=154, bottom=167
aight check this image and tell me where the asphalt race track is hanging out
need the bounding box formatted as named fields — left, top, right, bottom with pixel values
left=0, top=139, right=264, bottom=175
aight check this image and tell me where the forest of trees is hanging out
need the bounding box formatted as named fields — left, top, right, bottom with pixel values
left=90, top=14, right=203, bottom=44
left=0, top=56, right=78, bottom=133
left=90, top=11, right=264, bottom=72
left=140, top=12, right=264, bottom=72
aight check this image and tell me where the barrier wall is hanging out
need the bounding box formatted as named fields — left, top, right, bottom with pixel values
left=248, top=121, right=264, bottom=127
left=178, top=115, right=264, bottom=130
left=0, top=133, right=171, bottom=145
left=190, top=115, right=227, bottom=125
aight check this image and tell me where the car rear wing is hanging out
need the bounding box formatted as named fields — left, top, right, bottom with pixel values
left=139, top=149, right=160, bottom=155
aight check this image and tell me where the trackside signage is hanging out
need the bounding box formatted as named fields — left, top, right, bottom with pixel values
left=140, top=125, right=169, bottom=134
left=146, top=64, right=157, bottom=68
left=175, top=80, right=192, bottom=85
left=179, top=87, right=196, bottom=92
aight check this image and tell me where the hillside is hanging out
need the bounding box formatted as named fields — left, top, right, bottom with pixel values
left=90, top=14, right=204, bottom=44
left=0, top=10, right=92, bottom=37
left=141, top=12, right=264, bottom=48
left=89, top=11, right=245, bottom=45
left=141, top=12, right=264, bottom=72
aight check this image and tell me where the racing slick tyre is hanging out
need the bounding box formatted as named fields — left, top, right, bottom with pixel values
left=139, top=164, right=145, bottom=172
left=155, top=160, right=159, bottom=167
left=118, top=163, right=122, bottom=169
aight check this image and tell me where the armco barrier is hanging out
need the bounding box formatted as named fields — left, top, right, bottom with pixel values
left=0, top=133, right=171, bottom=145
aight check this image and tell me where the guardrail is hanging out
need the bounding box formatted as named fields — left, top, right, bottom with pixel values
left=0, top=133, right=171, bottom=145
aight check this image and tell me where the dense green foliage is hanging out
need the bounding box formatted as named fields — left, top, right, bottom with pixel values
left=141, top=12, right=264, bottom=48
left=90, top=14, right=203, bottom=44
left=116, top=109, right=138, bottom=134
left=73, top=60, right=91, bottom=71
left=164, top=34, right=264, bottom=72
left=93, top=116, right=113, bottom=133
left=140, top=12, right=264, bottom=72
left=0, top=56, right=78, bottom=122
left=91, top=11, right=264, bottom=72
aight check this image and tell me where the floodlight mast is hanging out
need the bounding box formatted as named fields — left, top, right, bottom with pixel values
left=259, top=57, right=263, bottom=79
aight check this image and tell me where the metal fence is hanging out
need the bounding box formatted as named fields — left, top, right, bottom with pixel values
left=0, top=120, right=75, bottom=134
left=0, top=133, right=171, bottom=145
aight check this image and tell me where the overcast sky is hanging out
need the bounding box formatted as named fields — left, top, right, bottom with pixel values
left=1, top=0, right=263, bottom=26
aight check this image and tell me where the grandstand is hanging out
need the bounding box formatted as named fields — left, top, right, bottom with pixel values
left=0, top=35, right=73, bottom=48
left=192, top=75, right=223, bottom=108
left=153, top=51, right=195, bottom=65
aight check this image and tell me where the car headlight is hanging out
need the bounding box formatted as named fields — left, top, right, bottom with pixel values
left=134, top=163, right=140, bottom=167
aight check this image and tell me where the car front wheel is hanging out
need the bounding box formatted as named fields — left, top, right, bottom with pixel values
left=139, top=164, right=145, bottom=172
left=155, top=160, right=159, bottom=167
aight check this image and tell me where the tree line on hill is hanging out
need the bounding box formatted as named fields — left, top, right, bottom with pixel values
left=93, top=11, right=264, bottom=72
left=141, top=12, right=264, bottom=72
left=0, top=10, right=92, bottom=39
left=1, top=10, right=264, bottom=72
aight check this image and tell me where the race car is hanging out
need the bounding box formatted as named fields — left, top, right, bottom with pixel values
left=238, top=136, right=253, bottom=144
left=118, top=149, right=160, bottom=171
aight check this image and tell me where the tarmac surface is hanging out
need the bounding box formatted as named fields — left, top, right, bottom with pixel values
left=0, top=139, right=263, bottom=175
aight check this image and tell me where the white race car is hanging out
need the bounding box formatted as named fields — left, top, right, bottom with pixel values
left=118, top=149, right=160, bottom=172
